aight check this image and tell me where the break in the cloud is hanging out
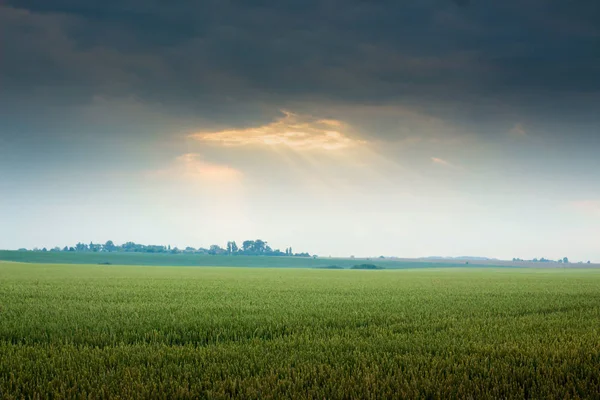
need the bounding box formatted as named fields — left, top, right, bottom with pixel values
left=190, top=111, right=365, bottom=151
left=151, top=153, right=242, bottom=183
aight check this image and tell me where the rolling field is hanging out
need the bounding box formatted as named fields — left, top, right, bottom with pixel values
left=1, top=262, right=599, bottom=398
left=0, top=250, right=501, bottom=269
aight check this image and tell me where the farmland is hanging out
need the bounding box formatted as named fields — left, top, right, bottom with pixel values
left=0, top=250, right=501, bottom=269
left=1, top=262, right=599, bottom=398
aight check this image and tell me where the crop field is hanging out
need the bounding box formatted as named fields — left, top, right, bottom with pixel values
left=1, top=262, right=599, bottom=398
left=0, top=250, right=497, bottom=269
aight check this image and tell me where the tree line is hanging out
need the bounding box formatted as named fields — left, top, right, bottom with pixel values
left=19, top=240, right=312, bottom=257
left=513, top=257, right=592, bottom=264
left=513, top=257, right=571, bottom=263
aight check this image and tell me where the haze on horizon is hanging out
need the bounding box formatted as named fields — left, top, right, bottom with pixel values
left=1, top=1, right=599, bottom=261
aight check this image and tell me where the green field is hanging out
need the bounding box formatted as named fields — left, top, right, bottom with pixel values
left=1, top=262, right=599, bottom=398
left=0, top=250, right=494, bottom=269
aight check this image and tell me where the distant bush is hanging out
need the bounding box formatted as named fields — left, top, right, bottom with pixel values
left=98, top=262, right=112, bottom=265
left=351, top=264, right=384, bottom=270
left=315, top=265, right=344, bottom=269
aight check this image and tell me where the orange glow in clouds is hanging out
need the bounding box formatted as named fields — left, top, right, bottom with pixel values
left=190, top=111, right=365, bottom=151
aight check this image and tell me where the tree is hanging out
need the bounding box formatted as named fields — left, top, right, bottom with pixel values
left=89, top=242, right=102, bottom=252
left=254, top=240, right=267, bottom=253
left=563, top=257, right=569, bottom=264
left=122, top=242, right=136, bottom=251
left=226, top=241, right=239, bottom=254
left=209, top=245, right=224, bottom=255
left=75, top=242, right=88, bottom=252
left=242, top=240, right=255, bottom=252
left=104, top=240, right=116, bottom=252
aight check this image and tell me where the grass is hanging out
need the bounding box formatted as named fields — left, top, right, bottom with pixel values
left=0, top=250, right=499, bottom=269
left=1, top=262, right=599, bottom=398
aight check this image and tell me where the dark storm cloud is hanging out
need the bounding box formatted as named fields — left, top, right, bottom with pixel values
left=452, top=0, right=470, bottom=8
left=1, top=0, right=599, bottom=126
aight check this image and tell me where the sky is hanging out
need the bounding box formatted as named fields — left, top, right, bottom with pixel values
left=1, top=0, right=599, bottom=261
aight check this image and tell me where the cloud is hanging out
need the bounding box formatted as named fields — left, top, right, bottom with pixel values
left=151, top=153, right=242, bottom=183
left=2, top=0, right=600, bottom=161
left=431, top=157, right=454, bottom=167
left=452, top=0, right=471, bottom=8
left=571, top=200, right=600, bottom=216
left=4, top=0, right=600, bottom=124
left=190, top=111, right=365, bottom=151
left=509, top=123, right=527, bottom=137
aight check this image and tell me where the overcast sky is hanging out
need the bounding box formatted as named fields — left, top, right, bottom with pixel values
left=1, top=0, right=599, bottom=260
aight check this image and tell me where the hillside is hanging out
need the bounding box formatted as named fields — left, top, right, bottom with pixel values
left=0, top=251, right=499, bottom=269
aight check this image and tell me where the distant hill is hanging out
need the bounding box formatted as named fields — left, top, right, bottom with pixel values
left=423, top=256, right=498, bottom=261
left=0, top=250, right=507, bottom=269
